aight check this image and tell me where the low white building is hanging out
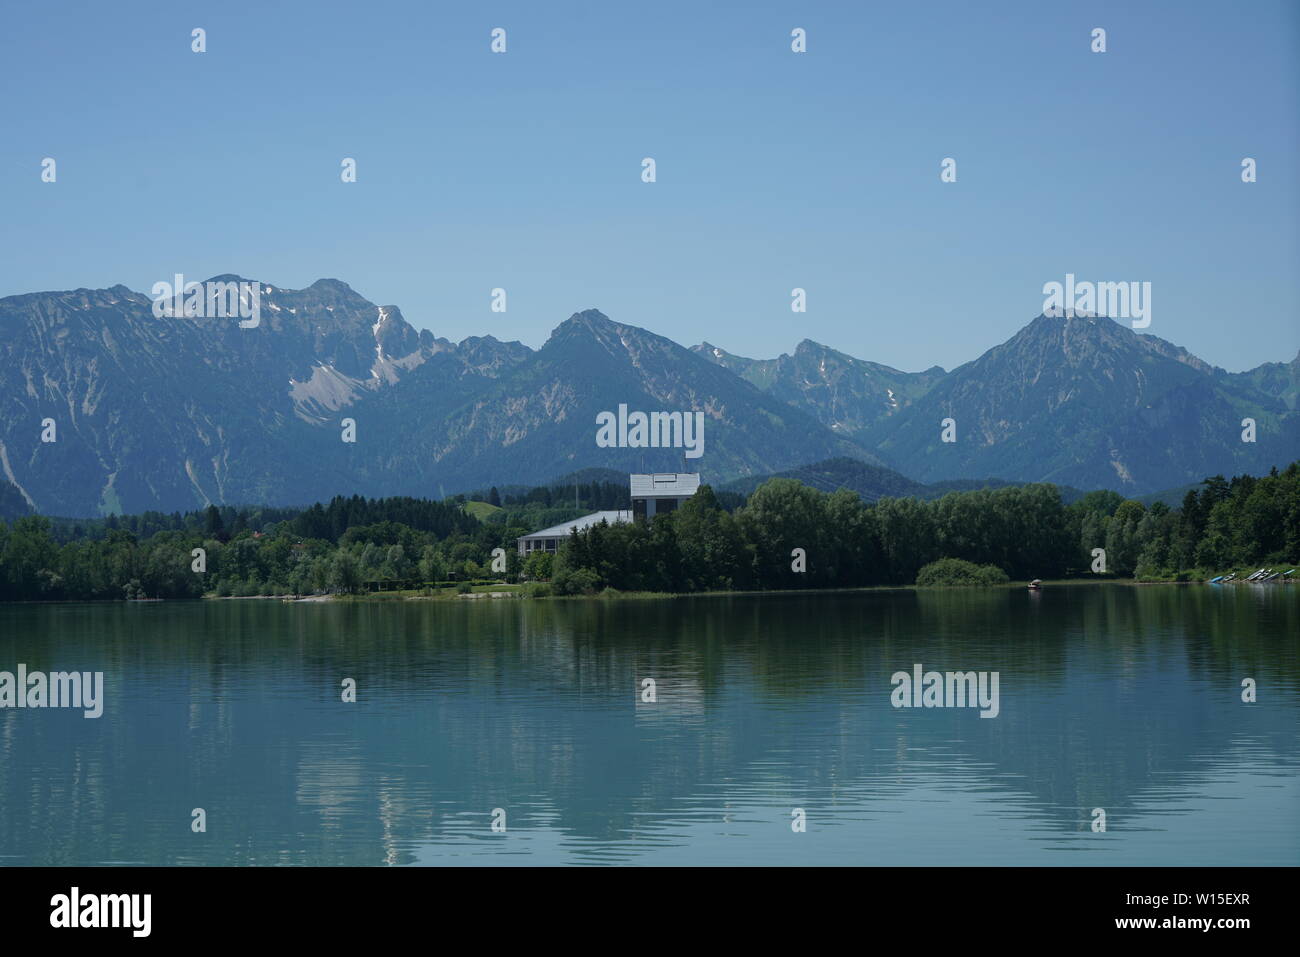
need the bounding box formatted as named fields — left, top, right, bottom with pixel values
left=516, top=473, right=701, bottom=556
left=516, top=510, right=632, bottom=557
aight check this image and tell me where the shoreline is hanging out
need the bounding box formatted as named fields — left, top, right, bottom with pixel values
left=3, top=577, right=1293, bottom=606
left=219, top=576, right=1300, bottom=603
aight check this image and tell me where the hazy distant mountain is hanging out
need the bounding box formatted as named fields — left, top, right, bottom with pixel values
left=718, top=457, right=1085, bottom=504
left=1, top=279, right=1295, bottom=516
left=718, top=457, right=927, bottom=500
left=357, top=309, right=883, bottom=495
left=1224, top=350, right=1300, bottom=411
left=0, top=284, right=875, bottom=515
left=545, top=467, right=630, bottom=487
left=693, top=339, right=944, bottom=437
left=858, top=314, right=1299, bottom=494
left=0, top=278, right=528, bottom=515
left=0, top=479, right=30, bottom=521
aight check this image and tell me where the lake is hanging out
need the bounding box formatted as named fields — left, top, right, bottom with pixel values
left=1, top=584, right=1297, bottom=866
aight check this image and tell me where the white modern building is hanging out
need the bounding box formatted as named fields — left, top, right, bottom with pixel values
left=516, top=509, right=632, bottom=556
left=516, top=473, right=700, bottom=556
left=630, top=472, right=700, bottom=519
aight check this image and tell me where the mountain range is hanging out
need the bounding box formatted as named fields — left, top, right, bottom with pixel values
left=1, top=276, right=1296, bottom=517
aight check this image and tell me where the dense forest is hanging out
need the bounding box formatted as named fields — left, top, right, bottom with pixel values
left=541, top=462, right=1300, bottom=594
left=0, top=463, right=1297, bottom=601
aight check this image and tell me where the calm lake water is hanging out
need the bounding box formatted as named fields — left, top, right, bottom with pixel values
left=1, top=585, right=1297, bottom=866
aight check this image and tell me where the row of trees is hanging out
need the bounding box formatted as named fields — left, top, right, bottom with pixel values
left=1, top=463, right=1296, bottom=601
left=0, top=507, right=523, bottom=602
left=1069, top=465, right=1300, bottom=578
left=41, top=497, right=477, bottom=546
left=538, top=481, right=1073, bottom=593
left=467, top=480, right=631, bottom=511
left=541, top=462, right=1300, bottom=593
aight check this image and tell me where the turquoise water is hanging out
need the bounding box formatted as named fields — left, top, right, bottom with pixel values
left=0, top=584, right=1296, bottom=865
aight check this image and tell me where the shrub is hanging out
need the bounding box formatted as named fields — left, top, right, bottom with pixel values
left=523, top=551, right=554, bottom=581
left=552, top=566, right=601, bottom=595
left=915, top=558, right=1010, bottom=587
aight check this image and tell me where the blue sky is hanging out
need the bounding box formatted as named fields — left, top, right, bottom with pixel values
left=2, top=0, right=1296, bottom=373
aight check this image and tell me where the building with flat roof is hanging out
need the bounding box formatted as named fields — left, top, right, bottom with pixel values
left=630, top=472, right=700, bottom=519
left=515, top=473, right=701, bottom=556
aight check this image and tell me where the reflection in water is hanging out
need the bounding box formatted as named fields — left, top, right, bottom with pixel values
left=0, top=585, right=1296, bottom=865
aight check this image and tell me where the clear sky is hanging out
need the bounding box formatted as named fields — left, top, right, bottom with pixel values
left=2, top=0, right=1296, bottom=373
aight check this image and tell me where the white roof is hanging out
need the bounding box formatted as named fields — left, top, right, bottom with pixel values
left=517, top=510, right=632, bottom=541
left=629, top=473, right=701, bottom=498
